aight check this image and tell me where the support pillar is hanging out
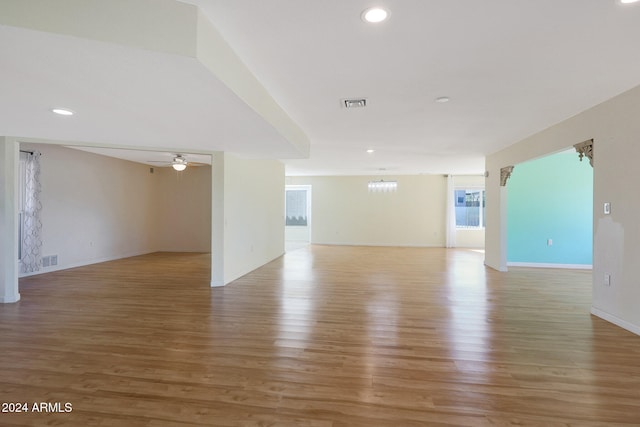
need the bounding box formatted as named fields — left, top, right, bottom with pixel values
left=0, top=137, right=20, bottom=302
left=210, top=152, right=225, bottom=287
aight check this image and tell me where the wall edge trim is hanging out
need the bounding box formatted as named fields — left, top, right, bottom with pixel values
left=591, top=306, right=640, bottom=336
left=18, top=250, right=155, bottom=278
left=507, top=262, right=592, bottom=270
left=311, top=242, right=443, bottom=248
left=0, top=293, right=21, bottom=303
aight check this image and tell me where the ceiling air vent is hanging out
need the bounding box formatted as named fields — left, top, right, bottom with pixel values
left=343, top=98, right=367, bottom=108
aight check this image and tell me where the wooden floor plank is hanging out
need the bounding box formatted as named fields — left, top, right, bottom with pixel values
left=1, top=247, right=639, bottom=426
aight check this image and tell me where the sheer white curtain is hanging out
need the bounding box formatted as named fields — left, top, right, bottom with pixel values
left=445, top=175, right=457, bottom=248
left=20, top=152, right=43, bottom=273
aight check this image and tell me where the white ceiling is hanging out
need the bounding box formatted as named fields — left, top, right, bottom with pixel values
left=68, top=147, right=212, bottom=167
left=3, top=1, right=640, bottom=176
left=185, top=0, right=640, bottom=175
left=0, top=23, right=300, bottom=160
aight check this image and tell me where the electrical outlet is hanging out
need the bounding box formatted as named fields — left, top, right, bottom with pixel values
left=42, top=256, right=50, bottom=267
left=51, top=255, right=58, bottom=266
left=547, top=239, right=553, bottom=246
left=604, top=202, right=611, bottom=215
left=604, top=273, right=611, bottom=287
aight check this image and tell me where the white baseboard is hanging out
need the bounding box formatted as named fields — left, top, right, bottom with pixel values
left=591, top=307, right=640, bottom=336
left=312, top=242, right=443, bottom=248
left=0, top=293, right=20, bottom=303
left=507, top=262, right=592, bottom=270
left=18, top=250, right=154, bottom=278
left=483, top=260, right=508, bottom=272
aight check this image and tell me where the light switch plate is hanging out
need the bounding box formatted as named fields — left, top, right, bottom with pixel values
left=604, top=202, right=611, bottom=215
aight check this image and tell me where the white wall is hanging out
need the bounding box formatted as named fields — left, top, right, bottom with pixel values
left=214, top=154, right=285, bottom=285
left=486, top=83, right=640, bottom=335
left=22, top=144, right=158, bottom=273
left=456, top=229, right=485, bottom=249
left=19, top=144, right=211, bottom=276
left=287, top=175, right=446, bottom=247
left=155, top=165, right=211, bottom=252
left=0, top=0, right=199, bottom=56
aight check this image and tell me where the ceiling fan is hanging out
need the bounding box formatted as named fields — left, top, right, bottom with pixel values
left=147, top=154, right=206, bottom=171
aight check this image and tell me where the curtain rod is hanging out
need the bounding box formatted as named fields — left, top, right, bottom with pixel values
left=20, top=150, right=35, bottom=155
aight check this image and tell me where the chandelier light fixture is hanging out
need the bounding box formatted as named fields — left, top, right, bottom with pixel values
left=368, top=179, right=397, bottom=192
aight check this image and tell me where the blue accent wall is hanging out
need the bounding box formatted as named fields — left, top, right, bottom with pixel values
left=507, top=150, right=593, bottom=265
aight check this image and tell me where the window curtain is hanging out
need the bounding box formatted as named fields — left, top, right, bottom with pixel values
left=445, top=174, right=457, bottom=248
left=20, top=152, right=43, bottom=273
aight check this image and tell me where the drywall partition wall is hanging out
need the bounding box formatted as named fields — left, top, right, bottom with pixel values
left=486, top=83, right=640, bottom=335
left=286, top=175, right=446, bottom=247
left=0, top=0, right=199, bottom=56
left=155, top=165, right=212, bottom=252
left=0, top=137, right=20, bottom=302
left=507, top=150, right=593, bottom=266
left=215, top=154, right=285, bottom=285
left=21, top=143, right=158, bottom=274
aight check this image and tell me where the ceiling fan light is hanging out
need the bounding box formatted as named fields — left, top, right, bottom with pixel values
left=172, top=163, right=187, bottom=171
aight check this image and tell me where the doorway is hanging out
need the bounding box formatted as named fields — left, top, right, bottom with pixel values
left=285, top=185, right=311, bottom=252
left=506, top=149, right=593, bottom=268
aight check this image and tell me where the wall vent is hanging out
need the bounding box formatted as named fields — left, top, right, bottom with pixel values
left=343, top=98, right=367, bottom=108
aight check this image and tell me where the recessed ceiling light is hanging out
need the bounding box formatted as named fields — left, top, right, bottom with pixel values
left=435, top=96, right=450, bottom=103
left=620, top=0, right=639, bottom=4
left=52, top=108, right=74, bottom=116
left=362, top=7, right=389, bottom=23
left=367, top=149, right=375, bottom=154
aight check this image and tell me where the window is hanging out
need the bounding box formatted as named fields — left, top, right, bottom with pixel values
left=285, top=189, right=307, bottom=226
left=455, top=189, right=485, bottom=228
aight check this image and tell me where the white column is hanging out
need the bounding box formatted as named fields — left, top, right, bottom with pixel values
left=445, top=175, right=456, bottom=248
left=0, top=137, right=20, bottom=302
left=210, top=152, right=225, bottom=287
left=499, top=186, right=509, bottom=272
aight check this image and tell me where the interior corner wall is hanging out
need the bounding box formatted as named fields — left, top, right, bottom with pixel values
left=154, top=165, right=211, bottom=252
left=221, top=154, right=284, bottom=284
left=21, top=143, right=159, bottom=274
left=507, top=150, right=593, bottom=265
left=286, top=175, right=446, bottom=247
left=485, top=83, right=640, bottom=335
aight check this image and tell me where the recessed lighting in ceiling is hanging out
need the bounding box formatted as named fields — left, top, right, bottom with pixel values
left=435, top=96, right=450, bottom=103
left=52, top=108, right=74, bottom=116
left=362, top=7, right=389, bottom=23
left=367, top=149, right=375, bottom=154
left=619, top=0, right=639, bottom=4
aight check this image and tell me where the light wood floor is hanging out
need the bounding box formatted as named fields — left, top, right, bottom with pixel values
left=1, top=247, right=639, bottom=426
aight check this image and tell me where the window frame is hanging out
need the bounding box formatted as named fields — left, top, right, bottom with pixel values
left=454, top=187, right=485, bottom=230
